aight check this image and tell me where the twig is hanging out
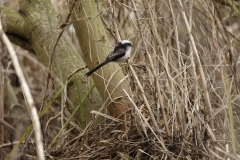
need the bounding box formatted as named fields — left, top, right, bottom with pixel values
left=127, top=61, right=166, bottom=150
left=130, top=0, right=171, bottom=143
left=42, top=0, right=78, bottom=107
left=0, top=18, right=45, bottom=160
left=176, top=0, right=215, bottom=131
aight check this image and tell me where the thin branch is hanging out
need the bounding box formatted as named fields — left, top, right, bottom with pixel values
left=0, top=18, right=45, bottom=160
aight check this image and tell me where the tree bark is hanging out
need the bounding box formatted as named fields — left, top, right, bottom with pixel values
left=1, top=0, right=103, bottom=124
left=69, top=0, right=133, bottom=128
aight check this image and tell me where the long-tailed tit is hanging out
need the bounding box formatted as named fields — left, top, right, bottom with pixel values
left=86, top=40, right=132, bottom=76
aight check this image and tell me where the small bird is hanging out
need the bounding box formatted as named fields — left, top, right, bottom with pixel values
left=86, top=40, right=132, bottom=76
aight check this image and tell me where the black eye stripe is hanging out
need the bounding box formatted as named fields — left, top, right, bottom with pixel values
left=113, top=43, right=131, bottom=53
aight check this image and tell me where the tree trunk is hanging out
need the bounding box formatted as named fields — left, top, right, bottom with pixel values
left=1, top=0, right=103, bottom=125
left=70, top=0, right=133, bottom=128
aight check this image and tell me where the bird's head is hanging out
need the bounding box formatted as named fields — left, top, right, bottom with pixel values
left=119, top=40, right=132, bottom=51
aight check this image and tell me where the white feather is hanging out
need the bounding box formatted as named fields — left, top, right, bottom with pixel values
left=114, top=47, right=131, bottom=62
left=121, top=40, right=132, bottom=44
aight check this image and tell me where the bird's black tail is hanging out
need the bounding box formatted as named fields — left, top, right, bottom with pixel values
left=86, top=61, right=108, bottom=76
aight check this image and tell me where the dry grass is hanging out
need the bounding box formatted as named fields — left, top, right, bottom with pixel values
left=1, top=0, right=240, bottom=159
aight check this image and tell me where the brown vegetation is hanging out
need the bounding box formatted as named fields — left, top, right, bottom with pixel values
left=0, top=0, right=240, bottom=159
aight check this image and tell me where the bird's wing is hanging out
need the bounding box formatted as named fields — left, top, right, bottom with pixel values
left=107, top=48, right=126, bottom=61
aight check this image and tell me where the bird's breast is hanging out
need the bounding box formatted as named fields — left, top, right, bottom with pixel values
left=114, top=48, right=131, bottom=62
